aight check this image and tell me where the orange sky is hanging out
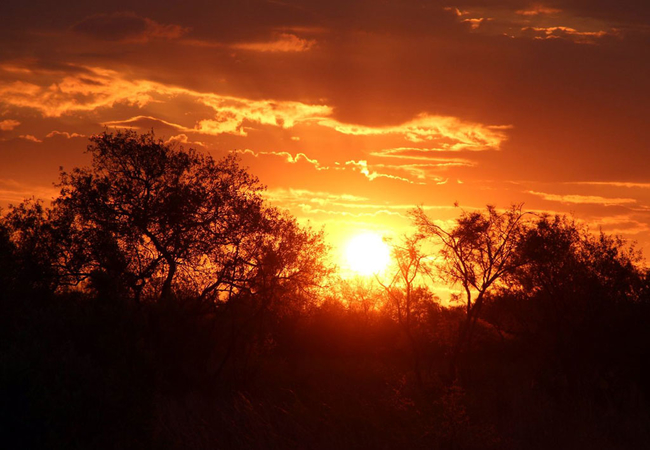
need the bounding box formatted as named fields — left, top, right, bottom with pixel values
left=1, top=1, right=649, bottom=267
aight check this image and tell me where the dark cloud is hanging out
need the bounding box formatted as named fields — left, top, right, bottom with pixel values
left=71, top=11, right=189, bottom=42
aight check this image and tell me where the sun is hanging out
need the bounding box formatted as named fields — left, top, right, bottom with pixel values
left=344, top=232, right=391, bottom=276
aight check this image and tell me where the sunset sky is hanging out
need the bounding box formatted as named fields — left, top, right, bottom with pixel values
left=1, top=0, right=649, bottom=268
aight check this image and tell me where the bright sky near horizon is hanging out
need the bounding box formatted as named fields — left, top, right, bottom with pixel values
left=1, top=1, right=649, bottom=265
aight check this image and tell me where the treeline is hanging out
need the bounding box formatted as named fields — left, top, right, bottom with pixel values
left=1, top=131, right=650, bottom=449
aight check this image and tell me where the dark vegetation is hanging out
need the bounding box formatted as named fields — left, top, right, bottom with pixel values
left=2, top=131, right=650, bottom=449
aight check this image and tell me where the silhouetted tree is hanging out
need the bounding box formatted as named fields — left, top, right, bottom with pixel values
left=378, top=234, right=435, bottom=388
left=56, top=131, right=264, bottom=301
left=487, top=214, right=644, bottom=339
left=0, top=200, right=82, bottom=295
left=479, top=214, right=650, bottom=404
left=213, top=208, right=331, bottom=373
left=411, top=205, right=529, bottom=378
left=51, top=130, right=330, bottom=305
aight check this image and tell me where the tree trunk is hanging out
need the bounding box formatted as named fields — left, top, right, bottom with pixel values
left=160, top=259, right=176, bottom=302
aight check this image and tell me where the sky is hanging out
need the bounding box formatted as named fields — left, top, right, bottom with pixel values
left=1, top=0, right=649, bottom=270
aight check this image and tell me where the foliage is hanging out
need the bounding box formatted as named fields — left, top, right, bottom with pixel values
left=411, top=204, right=529, bottom=315
left=54, top=130, right=267, bottom=302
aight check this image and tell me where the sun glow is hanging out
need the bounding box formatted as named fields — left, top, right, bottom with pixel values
left=344, top=232, right=391, bottom=276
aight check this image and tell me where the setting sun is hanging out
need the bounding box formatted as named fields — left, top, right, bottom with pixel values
left=344, top=232, right=391, bottom=276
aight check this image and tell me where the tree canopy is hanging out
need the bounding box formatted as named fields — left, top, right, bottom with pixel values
left=6, top=130, right=330, bottom=306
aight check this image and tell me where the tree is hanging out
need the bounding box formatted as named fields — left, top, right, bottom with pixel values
left=1, top=200, right=81, bottom=295
left=211, top=208, right=331, bottom=375
left=490, top=214, right=644, bottom=335
left=377, top=234, right=436, bottom=388
left=52, top=130, right=328, bottom=305
left=410, top=204, right=530, bottom=377
left=482, top=214, right=649, bottom=391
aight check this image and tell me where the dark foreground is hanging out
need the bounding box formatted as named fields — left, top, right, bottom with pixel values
left=2, top=289, right=649, bottom=450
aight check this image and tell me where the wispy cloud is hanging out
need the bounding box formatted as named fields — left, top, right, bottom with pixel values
left=344, top=160, right=421, bottom=184
left=265, top=188, right=368, bottom=205
left=235, top=149, right=329, bottom=170
left=593, top=215, right=650, bottom=235
left=45, top=130, right=85, bottom=139
left=516, top=5, right=561, bottom=16
left=371, top=147, right=488, bottom=160
left=566, top=181, right=650, bottom=189
left=0, top=119, right=20, bottom=131
left=374, top=161, right=475, bottom=180
left=233, top=33, right=315, bottom=52
left=521, top=26, right=614, bottom=43
left=319, top=114, right=508, bottom=149
left=527, top=190, right=637, bottom=206
left=164, top=134, right=207, bottom=147
left=18, top=134, right=42, bottom=143
left=183, top=32, right=315, bottom=53
left=297, top=204, right=406, bottom=218
left=265, top=187, right=428, bottom=220
left=462, top=18, right=486, bottom=30
left=102, top=115, right=186, bottom=131
left=449, top=4, right=620, bottom=43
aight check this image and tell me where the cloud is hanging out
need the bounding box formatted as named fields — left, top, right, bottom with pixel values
left=566, top=181, right=650, bottom=189
left=0, top=63, right=508, bottom=149
left=0, top=64, right=331, bottom=124
left=45, top=130, right=85, bottom=139
left=182, top=32, right=315, bottom=53
left=448, top=3, right=623, bottom=43
left=374, top=161, right=475, bottom=180
left=371, top=147, right=483, bottom=160
left=443, top=7, right=470, bottom=17
left=265, top=188, right=457, bottom=217
left=527, top=190, right=637, bottom=206
left=235, top=149, right=328, bottom=170
left=0, top=119, right=20, bottom=131
left=592, top=215, right=650, bottom=235
left=344, top=160, right=420, bottom=184
left=296, top=204, right=406, bottom=219
left=195, top=99, right=331, bottom=136
left=516, top=5, right=562, bottom=16
left=18, top=134, right=42, bottom=143
left=71, top=12, right=189, bottom=43
left=101, top=115, right=186, bottom=131
left=263, top=188, right=410, bottom=219
left=320, top=114, right=508, bottom=149
left=265, top=188, right=368, bottom=205
left=0, top=67, right=154, bottom=117
left=164, top=134, right=206, bottom=147
left=233, top=33, right=316, bottom=52
left=521, top=26, right=614, bottom=43
left=462, top=18, right=486, bottom=30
